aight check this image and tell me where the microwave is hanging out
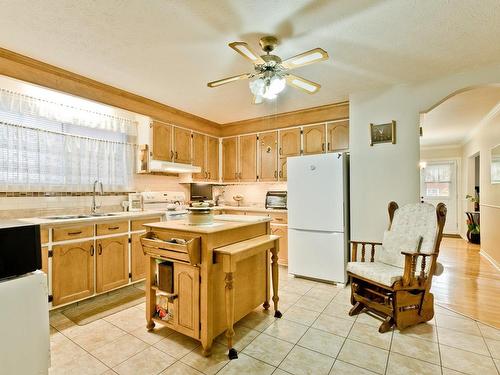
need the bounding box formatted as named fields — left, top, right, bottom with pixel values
left=0, top=222, right=41, bottom=280
left=265, top=191, right=287, bottom=209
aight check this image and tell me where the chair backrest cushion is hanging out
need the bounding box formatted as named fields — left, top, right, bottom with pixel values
left=378, top=230, right=422, bottom=268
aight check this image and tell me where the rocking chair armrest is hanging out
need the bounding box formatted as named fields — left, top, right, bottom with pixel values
left=401, top=252, right=437, bottom=287
left=350, top=240, right=382, bottom=262
left=401, top=251, right=438, bottom=258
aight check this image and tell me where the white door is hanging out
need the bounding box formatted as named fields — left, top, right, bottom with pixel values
left=420, top=160, right=458, bottom=234
left=287, top=153, right=344, bottom=232
left=288, top=228, right=347, bottom=283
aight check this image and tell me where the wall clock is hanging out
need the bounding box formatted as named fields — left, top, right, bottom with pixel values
left=370, top=120, right=396, bottom=146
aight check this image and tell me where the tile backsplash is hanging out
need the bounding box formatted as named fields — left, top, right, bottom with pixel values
left=213, top=183, right=287, bottom=207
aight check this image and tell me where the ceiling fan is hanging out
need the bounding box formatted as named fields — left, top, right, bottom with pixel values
left=207, top=36, right=328, bottom=104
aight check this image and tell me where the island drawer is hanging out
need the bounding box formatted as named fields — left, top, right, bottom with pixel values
left=96, top=221, right=128, bottom=235
left=141, top=232, right=201, bottom=265
left=53, top=224, right=93, bottom=242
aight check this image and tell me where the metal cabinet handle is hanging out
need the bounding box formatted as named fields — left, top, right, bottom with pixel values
left=170, top=150, right=174, bottom=159
left=68, top=231, right=82, bottom=235
left=108, top=226, right=120, bottom=230
left=98, top=244, right=103, bottom=255
left=279, top=147, right=282, bottom=155
left=322, top=143, right=325, bottom=152
left=90, top=245, right=94, bottom=256
left=274, top=170, right=278, bottom=179
left=279, top=170, right=282, bottom=178
left=175, top=151, right=178, bottom=159
left=327, top=142, right=331, bottom=151
left=208, top=172, right=211, bottom=179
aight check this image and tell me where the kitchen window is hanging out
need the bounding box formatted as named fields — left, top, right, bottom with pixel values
left=0, top=87, right=136, bottom=192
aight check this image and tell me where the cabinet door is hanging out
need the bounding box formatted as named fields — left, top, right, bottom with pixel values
left=279, top=157, right=287, bottom=181
left=174, top=263, right=200, bottom=338
left=279, top=128, right=301, bottom=157
left=206, top=136, right=219, bottom=181
left=152, top=122, right=173, bottom=161
left=303, top=124, right=326, bottom=155
left=52, top=241, right=94, bottom=306
left=271, top=225, right=288, bottom=266
left=96, top=236, right=129, bottom=293
left=259, top=131, right=278, bottom=181
left=174, top=127, right=192, bottom=164
left=192, top=132, right=206, bottom=180
left=131, top=233, right=147, bottom=282
left=239, top=134, right=257, bottom=182
left=327, top=121, right=349, bottom=151
left=222, top=137, right=238, bottom=182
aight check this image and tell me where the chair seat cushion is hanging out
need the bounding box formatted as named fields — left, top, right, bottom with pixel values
left=347, top=261, right=403, bottom=287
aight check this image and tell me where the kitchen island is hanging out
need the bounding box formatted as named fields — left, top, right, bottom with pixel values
left=141, top=216, right=281, bottom=359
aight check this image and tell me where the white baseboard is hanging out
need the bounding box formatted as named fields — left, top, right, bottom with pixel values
left=480, top=250, right=500, bottom=271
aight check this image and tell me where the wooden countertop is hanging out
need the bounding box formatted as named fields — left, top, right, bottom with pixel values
left=144, top=217, right=271, bottom=234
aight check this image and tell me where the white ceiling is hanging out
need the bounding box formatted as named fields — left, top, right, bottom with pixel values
left=420, top=86, right=500, bottom=147
left=2, top=0, right=500, bottom=123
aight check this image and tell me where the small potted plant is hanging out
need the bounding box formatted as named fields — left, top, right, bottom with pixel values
left=465, top=194, right=480, bottom=244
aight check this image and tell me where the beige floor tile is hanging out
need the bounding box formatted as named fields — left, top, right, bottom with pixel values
left=264, top=319, right=309, bottom=344
left=280, top=283, right=313, bottom=296
left=90, top=333, right=149, bottom=368
left=329, top=360, right=378, bottom=374
left=64, top=319, right=127, bottom=352
left=438, top=326, right=490, bottom=355
left=386, top=352, right=441, bottom=375
left=217, top=353, right=275, bottom=375
left=49, top=311, right=76, bottom=332
left=160, top=361, right=203, bottom=374
left=282, top=305, right=320, bottom=326
left=390, top=332, right=440, bottom=365
left=294, top=295, right=330, bottom=313
left=113, top=346, right=176, bottom=375
left=215, top=324, right=260, bottom=351
left=101, top=370, right=118, bottom=375
left=337, top=339, right=388, bottom=374
left=49, top=351, right=109, bottom=375
left=237, top=310, right=276, bottom=332
left=242, top=333, right=294, bottom=366
left=485, top=338, right=500, bottom=359
left=322, top=301, right=356, bottom=321
left=278, top=290, right=304, bottom=306
left=440, top=344, right=498, bottom=375
left=154, top=332, right=200, bottom=359
left=395, top=322, right=438, bottom=342
left=304, top=287, right=338, bottom=301
left=134, top=302, right=146, bottom=311
left=104, top=306, right=146, bottom=333
left=436, top=314, right=481, bottom=336
left=312, top=314, right=354, bottom=337
left=297, top=328, right=344, bottom=358
left=49, top=333, right=88, bottom=367
left=479, top=323, right=500, bottom=341
left=441, top=368, right=466, bottom=375
left=331, top=290, right=351, bottom=305
left=348, top=322, right=392, bottom=350
left=279, top=346, right=334, bottom=375
left=130, top=325, right=175, bottom=345
left=181, top=342, right=229, bottom=375
left=354, top=312, right=384, bottom=327
left=273, top=369, right=292, bottom=375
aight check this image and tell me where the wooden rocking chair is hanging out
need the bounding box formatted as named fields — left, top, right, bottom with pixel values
left=347, top=201, right=447, bottom=333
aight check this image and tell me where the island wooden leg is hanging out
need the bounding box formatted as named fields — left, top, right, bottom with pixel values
left=263, top=250, right=270, bottom=310
left=224, top=272, right=238, bottom=360
left=270, top=243, right=282, bottom=318
left=146, top=255, right=155, bottom=331
left=201, top=340, right=213, bottom=357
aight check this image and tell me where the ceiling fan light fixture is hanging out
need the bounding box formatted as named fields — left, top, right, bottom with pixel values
left=232, top=44, right=258, bottom=61
left=291, top=78, right=317, bottom=92
left=290, top=51, right=324, bottom=66
left=249, top=78, right=265, bottom=96
left=268, top=75, right=286, bottom=95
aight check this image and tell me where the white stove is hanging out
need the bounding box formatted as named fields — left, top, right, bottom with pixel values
left=140, top=191, right=188, bottom=220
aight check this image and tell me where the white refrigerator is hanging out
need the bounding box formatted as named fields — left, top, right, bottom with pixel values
left=287, top=153, right=349, bottom=284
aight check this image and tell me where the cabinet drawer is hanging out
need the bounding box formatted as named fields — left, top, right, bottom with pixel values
left=96, top=221, right=128, bottom=235
left=53, top=225, right=93, bottom=242
left=131, top=217, right=162, bottom=231
left=270, top=212, right=287, bottom=224
left=141, top=233, right=201, bottom=265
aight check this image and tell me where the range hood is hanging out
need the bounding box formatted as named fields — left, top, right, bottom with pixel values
left=149, top=159, right=201, bottom=174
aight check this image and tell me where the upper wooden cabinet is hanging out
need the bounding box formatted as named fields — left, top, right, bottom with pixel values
left=52, top=240, right=94, bottom=306
left=152, top=122, right=173, bottom=161
left=96, top=236, right=129, bottom=293
left=327, top=121, right=349, bottom=152
left=303, top=124, right=326, bottom=155
left=239, top=134, right=257, bottom=182
left=173, top=127, right=192, bottom=164
left=222, top=137, right=238, bottom=182
left=279, top=157, right=288, bottom=181
left=279, top=128, right=301, bottom=157
left=192, top=132, right=206, bottom=180
left=259, top=131, right=278, bottom=181
left=206, top=136, right=219, bottom=182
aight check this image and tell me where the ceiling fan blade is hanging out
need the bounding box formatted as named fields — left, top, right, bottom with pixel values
left=228, top=42, right=265, bottom=65
left=207, top=73, right=252, bottom=88
left=252, top=95, right=263, bottom=105
left=281, top=48, right=328, bottom=70
left=286, top=74, right=321, bottom=94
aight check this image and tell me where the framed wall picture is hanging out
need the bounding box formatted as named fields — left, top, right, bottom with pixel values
left=370, top=120, right=396, bottom=146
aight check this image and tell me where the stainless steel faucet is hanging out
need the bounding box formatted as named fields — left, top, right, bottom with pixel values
left=91, top=180, right=103, bottom=214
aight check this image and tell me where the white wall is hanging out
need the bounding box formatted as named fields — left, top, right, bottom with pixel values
left=349, top=62, right=500, bottom=242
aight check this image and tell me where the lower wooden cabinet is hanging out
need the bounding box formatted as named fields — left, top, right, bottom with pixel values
left=173, top=262, right=200, bottom=338
left=52, top=240, right=94, bottom=306
left=131, top=233, right=147, bottom=281
left=96, top=236, right=129, bottom=293
left=271, top=225, right=288, bottom=266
